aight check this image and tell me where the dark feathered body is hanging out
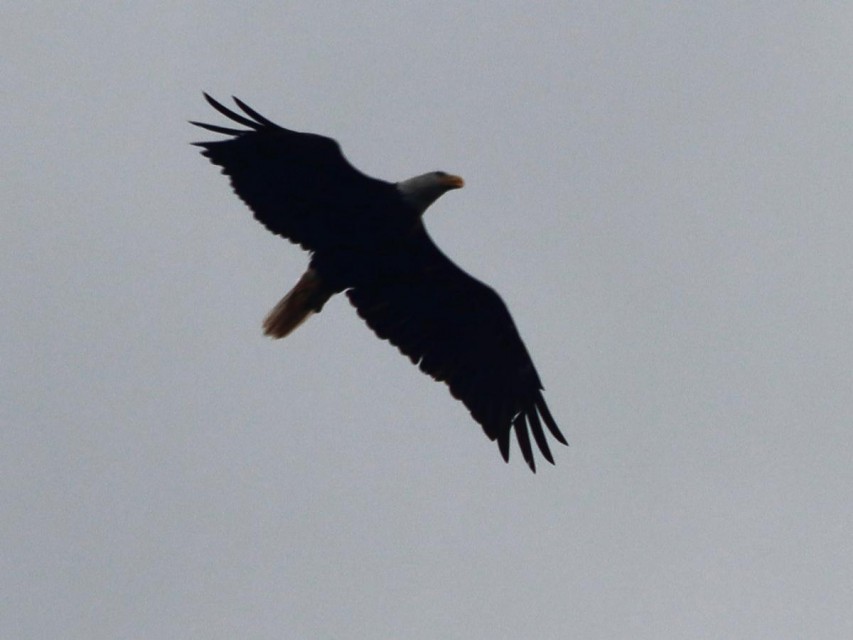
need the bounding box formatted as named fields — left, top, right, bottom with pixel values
left=192, top=94, right=566, bottom=471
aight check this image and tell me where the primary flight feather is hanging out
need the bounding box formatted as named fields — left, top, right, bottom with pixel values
left=191, top=94, right=567, bottom=471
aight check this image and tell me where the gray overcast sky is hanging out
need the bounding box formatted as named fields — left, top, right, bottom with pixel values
left=3, top=2, right=852, bottom=638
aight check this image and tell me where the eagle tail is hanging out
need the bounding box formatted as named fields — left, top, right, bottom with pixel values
left=263, top=268, right=332, bottom=339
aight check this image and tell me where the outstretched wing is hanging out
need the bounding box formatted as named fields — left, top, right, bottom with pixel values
left=346, top=232, right=567, bottom=472
left=191, top=94, right=397, bottom=252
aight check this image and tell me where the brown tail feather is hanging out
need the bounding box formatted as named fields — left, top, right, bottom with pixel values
left=262, top=268, right=333, bottom=339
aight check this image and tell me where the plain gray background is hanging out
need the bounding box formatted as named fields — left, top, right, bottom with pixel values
left=3, top=3, right=851, bottom=638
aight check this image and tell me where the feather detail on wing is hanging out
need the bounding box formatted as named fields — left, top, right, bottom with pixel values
left=191, top=94, right=400, bottom=252
left=346, top=234, right=566, bottom=471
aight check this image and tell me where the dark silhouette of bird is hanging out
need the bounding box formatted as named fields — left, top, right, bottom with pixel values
left=191, top=94, right=567, bottom=471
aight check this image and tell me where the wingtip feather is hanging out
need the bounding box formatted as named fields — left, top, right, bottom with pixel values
left=527, top=409, right=555, bottom=465
left=232, top=95, right=279, bottom=128
left=200, top=93, right=261, bottom=129
left=536, top=393, right=568, bottom=446
left=497, top=430, right=511, bottom=463
left=513, top=414, right=537, bottom=473
left=189, top=120, right=246, bottom=136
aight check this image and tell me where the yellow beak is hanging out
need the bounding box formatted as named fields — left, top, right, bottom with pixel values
left=443, top=174, right=465, bottom=189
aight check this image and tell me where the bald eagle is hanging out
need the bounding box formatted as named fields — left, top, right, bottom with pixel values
left=191, top=94, right=567, bottom=471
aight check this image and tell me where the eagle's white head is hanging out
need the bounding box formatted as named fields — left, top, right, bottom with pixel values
left=397, top=171, right=464, bottom=214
